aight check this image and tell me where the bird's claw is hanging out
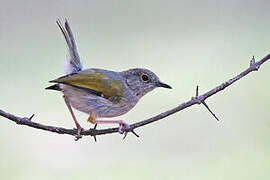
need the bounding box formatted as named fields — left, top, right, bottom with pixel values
left=118, top=121, right=130, bottom=134
left=74, top=127, right=84, bottom=141
left=118, top=121, right=140, bottom=139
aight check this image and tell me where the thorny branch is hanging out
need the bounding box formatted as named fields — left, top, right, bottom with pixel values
left=0, top=54, right=269, bottom=141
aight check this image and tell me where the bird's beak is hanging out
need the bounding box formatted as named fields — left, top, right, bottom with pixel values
left=156, top=82, right=172, bottom=89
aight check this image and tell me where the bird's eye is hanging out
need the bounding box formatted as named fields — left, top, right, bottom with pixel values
left=141, top=74, right=149, bottom=82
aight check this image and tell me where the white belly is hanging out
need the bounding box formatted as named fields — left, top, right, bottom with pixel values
left=60, top=84, right=137, bottom=118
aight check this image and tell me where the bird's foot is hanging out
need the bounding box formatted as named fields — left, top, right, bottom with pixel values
left=73, top=126, right=84, bottom=141
left=93, top=119, right=140, bottom=139
left=118, top=121, right=140, bottom=139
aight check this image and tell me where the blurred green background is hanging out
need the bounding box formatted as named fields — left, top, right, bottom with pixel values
left=0, top=0, right=270, bottom=179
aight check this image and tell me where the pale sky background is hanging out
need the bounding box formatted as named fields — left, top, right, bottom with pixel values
left=0, top=0, right=270, bottom=179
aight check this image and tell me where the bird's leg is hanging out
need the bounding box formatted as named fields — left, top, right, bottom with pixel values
left=87, top=112, right=139, bottom=138
left=63, top=95, right=83, bottom=139
left=94, top=120, right=130, bottom=134
left=97, top=120, right=140, bottom=139
left=87, top=112, right=127, bottom=133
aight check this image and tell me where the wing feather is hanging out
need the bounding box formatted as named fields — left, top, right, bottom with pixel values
left=50, top=70, right=124, bottom=103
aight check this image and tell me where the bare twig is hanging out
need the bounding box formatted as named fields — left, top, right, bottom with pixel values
left=194, top=85, right=219, bottom=121
left=0, top=54, right=269, bottom=140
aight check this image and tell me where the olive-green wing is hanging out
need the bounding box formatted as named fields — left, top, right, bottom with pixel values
left=50, top=71, right=124, bottom=102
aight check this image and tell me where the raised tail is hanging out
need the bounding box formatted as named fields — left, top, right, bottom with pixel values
left=56, top=19, right=83, bottom=74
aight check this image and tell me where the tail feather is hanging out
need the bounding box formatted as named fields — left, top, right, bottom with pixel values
left=56, top=19, right=82, bottom=74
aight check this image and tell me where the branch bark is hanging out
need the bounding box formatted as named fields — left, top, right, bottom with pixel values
left=1, top=53, right=269, bottom=140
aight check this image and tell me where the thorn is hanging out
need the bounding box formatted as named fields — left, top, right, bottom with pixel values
left=250, top=56, right=255, bottom=66
left=196, top=85, right=199, bottom=97
left=191, top=85, right=201, bottom=104
left=131, top=129, right=140, bottom=138
left=28, top=114, right=35, bottom=121
left=202, top=101, right=219, bottom=121
left=123, top=132, right=128, bottom=140
left=122, top=129, right=140, bottom=140
left=92, top=124, right=97, bottom=142
left=250, top=56, right=260, bottom=70
left=74, top=135, right=82, bottom=141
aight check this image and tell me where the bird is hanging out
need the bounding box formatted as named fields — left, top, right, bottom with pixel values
left=46, top=19, right=172, bottom=139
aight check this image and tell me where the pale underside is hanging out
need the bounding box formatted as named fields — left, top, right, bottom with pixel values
left=60, top=82, right=138, bottom=118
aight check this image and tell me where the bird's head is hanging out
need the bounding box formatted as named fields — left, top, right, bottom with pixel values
left=121, top=68, right=172, bottom=99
